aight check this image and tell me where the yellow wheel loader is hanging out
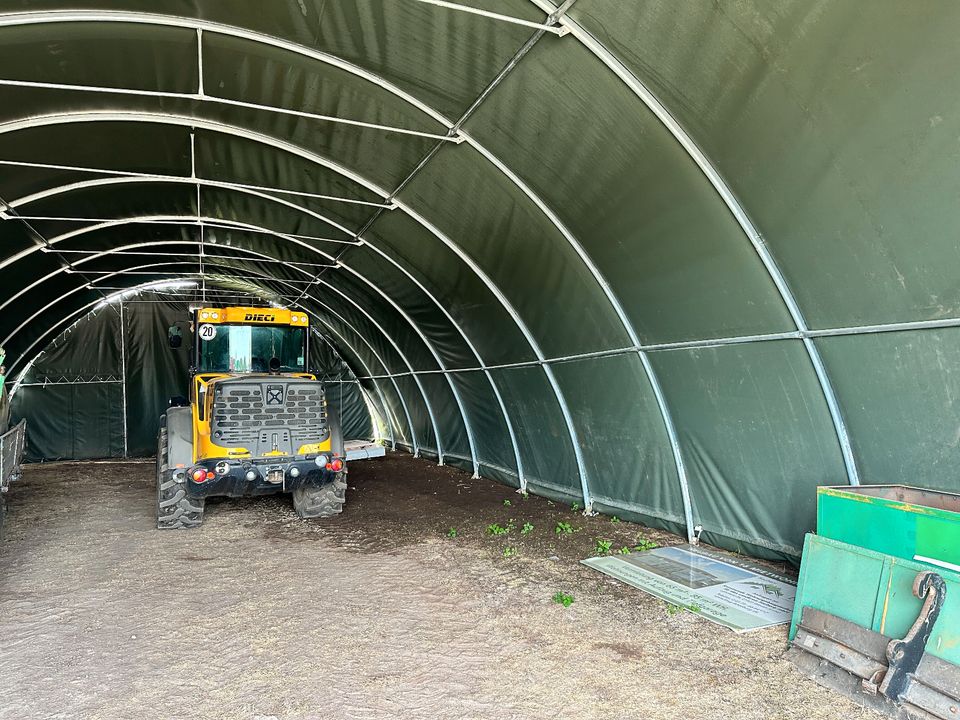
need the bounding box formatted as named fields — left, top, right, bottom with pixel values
left=156, top=307, right=346, bottom=529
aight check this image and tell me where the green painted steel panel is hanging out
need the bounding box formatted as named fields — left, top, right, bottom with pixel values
left=791, top=534, right=960, bottom=667
left=817, top=486, right=960, bottom=570
left=790, top=534, right=885, bottom=639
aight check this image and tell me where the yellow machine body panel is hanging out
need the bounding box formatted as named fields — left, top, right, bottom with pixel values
left=191, top=374, right=330, bottom=463
left=195, top=306, right=309, bottom=326
left=188, top=306, right=323, bottom=464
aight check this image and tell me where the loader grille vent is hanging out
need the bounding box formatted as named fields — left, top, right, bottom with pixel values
left=210, top=380, right=327, bottom=452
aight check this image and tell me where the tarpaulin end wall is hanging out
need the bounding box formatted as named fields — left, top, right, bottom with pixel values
left=12, top=297, right=373, bottom=461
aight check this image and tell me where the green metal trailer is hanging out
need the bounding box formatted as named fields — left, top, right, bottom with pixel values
left=789, top=486, right=960, bottom=719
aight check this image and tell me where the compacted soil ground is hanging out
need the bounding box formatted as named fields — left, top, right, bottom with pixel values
left=0, top=453, right=878, bottom=720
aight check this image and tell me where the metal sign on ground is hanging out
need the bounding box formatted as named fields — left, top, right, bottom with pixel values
left=583, top=544, right=796, bottom=632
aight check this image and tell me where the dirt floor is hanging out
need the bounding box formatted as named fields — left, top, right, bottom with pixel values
left=0, top=453, right=881, bottom=720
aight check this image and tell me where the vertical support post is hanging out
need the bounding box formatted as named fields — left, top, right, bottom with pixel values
left=196, top=29, right=205, bottom=97
left=118, top=300, right=129, bottom=458
left=190, top=131, right=206, bottom=304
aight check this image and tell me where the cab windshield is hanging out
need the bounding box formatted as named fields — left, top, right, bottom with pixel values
left=197, top=324, right=306, bottom=373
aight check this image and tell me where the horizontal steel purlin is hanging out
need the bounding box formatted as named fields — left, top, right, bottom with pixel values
left=0, top=77, right=457, bottom=142
left=0, top=159, right=393, bottom=208
left=407, top=0, right=569, bottom=35
left=294, top=314, right=960, bottom=379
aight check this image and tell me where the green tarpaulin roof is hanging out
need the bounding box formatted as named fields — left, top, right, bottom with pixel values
left=2, top=1, right=959, bottom=559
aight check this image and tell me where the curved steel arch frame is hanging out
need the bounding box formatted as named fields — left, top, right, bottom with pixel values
left=4, top=251, right=418, bottom=459
left=0, top=12, right=680, bottom=517
left=0, top=112, right=592, bottom=511
left=312, top=330, right=398, bottom=450
left=8, top=174, right=528, bottom=486
left=532, top=0, right=861, bottom=490
left=0, top=208, right=469, bottom=469
left=11, top=261, right=417, bottom=459
left=11, top=251, right=437, bottom=460
left=6, top=272, right=404, bottom=448
left=0, top=120, right=590, bottom=505
left=0, top=7, right=723, bottom=523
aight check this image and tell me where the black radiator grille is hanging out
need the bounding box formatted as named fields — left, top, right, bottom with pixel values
left=211, top=381, right=327, bottom=451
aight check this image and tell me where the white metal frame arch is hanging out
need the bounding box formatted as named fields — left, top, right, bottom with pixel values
left=3, top=251, right=428, bottom=462
left=0, top=112, right=594, bottom=508
left=7, top=175, right=362, bottom=241
left=0, top=14, right=665, bottom=512
left=312, top=330, right=398, bottom=450
left=6, top=271, right=399, bottom=451
left=531, top=0, right=861, bottom=488
left=0, top=211, right=472, bottom=470
left=304, top=299, right=429, bottom=457
left=0, top=97, right=690, bottom=512
left=5, top=271, right=281, bottom=382
left=307, top=309, right=417, bottom=456
left=5, top=259, right=416, bottom=460
left=7, top=174, right=528, bottom=485
left=0, top=239, right=310, bottom=313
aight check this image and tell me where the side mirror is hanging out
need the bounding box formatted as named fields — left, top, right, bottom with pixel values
left=168, top=325, right=183, bottom=349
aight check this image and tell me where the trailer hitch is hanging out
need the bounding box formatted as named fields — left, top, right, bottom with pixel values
left=867, top=571, right=947, bottom=704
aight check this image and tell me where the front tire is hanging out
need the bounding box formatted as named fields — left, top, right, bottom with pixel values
left=156, top=426, right=205, bottom=529
left=292, top=475, right=347, bottom=519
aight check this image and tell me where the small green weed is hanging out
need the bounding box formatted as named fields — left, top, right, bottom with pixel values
left=610, top=516, right=621, bottom=523
left=503, top=499, right=512, bottom=506
left=617, top=546, right=632, bottom=555
left=487, top=523, right=510, bottom=536
left=521, top=522, right=534, bottom=535
left=595, top=538, right=613, bottom=555
left=634, top=536, right=660, bottom=552
left=503, top=546, right=517, bottom=558
left=446, top=528, right=458, bottom=538
left=571, top=502, right=581, bottom=512
left=552, top=591, right=575, bottom=608
left=666, top=602, right=701, bottom=616
left=555, top=521, right=574, bottom=535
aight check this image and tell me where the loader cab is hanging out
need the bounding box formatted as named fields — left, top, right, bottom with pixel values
left=178, top=306, right=313, bottom=415
left=190, top=307, right=310, bottom=376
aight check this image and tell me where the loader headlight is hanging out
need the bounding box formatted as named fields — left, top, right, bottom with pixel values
left=214, top=461, right=230, bottom=476
left=315, top=454, right=329, bottom=468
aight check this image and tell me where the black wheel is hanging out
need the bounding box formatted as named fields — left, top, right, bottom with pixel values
left=156, top=426, right=205, bottom=529
left=292, top=475, right=347, bottom=519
